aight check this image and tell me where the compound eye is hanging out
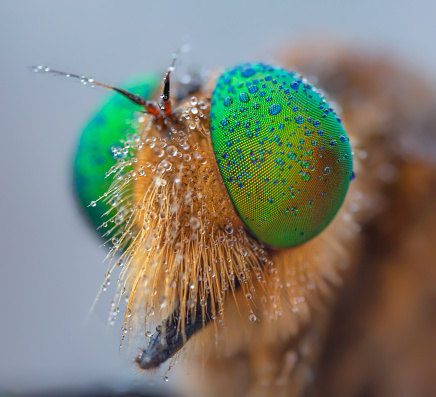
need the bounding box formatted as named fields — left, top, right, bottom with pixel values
left=210, top=63, right=353, bottom=248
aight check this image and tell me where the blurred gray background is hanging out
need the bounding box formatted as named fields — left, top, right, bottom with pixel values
left=1, top=0, right=435, bottom=394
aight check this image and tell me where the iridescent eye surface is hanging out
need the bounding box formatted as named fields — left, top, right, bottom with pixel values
left=73, top=73, right=159, bottom=232
left=210, top=63, right=353, bottom=248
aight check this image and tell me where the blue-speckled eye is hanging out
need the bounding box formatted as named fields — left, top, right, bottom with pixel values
left=210, top=63, right=353, bottom=248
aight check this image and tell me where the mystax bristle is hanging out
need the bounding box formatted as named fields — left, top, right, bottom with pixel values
left=101, top=94, right=275, bottom=345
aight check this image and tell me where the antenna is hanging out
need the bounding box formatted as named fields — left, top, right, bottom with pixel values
left=32, top=65, right=160, bottom=117
left=160, top=53, right=178, bottom=116
left=33, top=43, right=190, bottom=120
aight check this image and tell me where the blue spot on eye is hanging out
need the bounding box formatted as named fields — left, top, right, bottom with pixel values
left=224, top=96, right=233, bottom=107
left=239, top=92, right=250, bottom=103
left=268, top=103, right=282, bottom=116
left=241, top=67, right=255, bottom=77
left=291, top=82, right=299, bottom=90
left=248, top=85, right=258, bottom=93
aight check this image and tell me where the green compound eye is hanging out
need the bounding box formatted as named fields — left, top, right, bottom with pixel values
left=74, top=73, right=159, bottom=233
left=210, top=63, right=353, bottom=248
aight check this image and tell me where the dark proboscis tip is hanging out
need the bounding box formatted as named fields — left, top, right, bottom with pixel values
left=136, top=298, right=213, bottom=370
left=137, top=277, right=243, bottom=369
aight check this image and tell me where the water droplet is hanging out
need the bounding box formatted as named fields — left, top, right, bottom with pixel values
left=174, top=174, right=182, bottom=185
left=224, top=224, right=233, bottom=234
left=161, top=160, right=172, bottom=171
left=324, top=166, right=331, bottom=174
left=189, top=217, right=200, bottom=230
left=295, top=115, right=304, bottom=124
left=145, top=138, right=155, bottom=148
left=166, top=145, right=178, bottom=157
left=301, top=172, right=311, bottom=181
left=268, top=103, right=282, bottom=116
left=241, top=67, right=255, bottom=77
left=239, top=92, right=250, bottom=103
left=154, top=147, right=164, bottom=157
left=224, top=96, right=233, bottom=107
left=287, top=152, right=296, bottom=161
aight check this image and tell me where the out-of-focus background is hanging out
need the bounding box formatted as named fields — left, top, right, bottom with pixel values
left=1, top=0, right=435, bottom=395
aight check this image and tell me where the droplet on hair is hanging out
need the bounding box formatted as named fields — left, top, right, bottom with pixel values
left=189, top=217, right=200, bottom=230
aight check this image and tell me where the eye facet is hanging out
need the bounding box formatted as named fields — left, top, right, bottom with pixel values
left=210, top=63, right=353, bottom=248
left=73, top=73, right=159, bottom=233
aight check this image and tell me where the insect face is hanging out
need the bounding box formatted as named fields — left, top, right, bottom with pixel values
left=41, top=59, right=353, bottom=369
